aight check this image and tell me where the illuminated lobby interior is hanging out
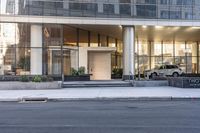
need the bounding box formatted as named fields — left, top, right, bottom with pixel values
left=0, top=23, right=200, bottom=80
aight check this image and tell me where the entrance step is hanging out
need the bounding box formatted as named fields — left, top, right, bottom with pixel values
left=62, top=80, right=133, bottom=88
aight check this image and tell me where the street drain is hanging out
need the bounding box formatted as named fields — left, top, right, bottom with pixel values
left=20, top=97, right=48, bottom=103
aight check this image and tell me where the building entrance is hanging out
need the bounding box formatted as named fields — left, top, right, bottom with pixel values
left=88, top=52, right=112, bottom=80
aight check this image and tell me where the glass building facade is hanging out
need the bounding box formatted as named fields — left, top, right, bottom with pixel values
left=1, top=0, right=200, bottom=79
left=135, top=40, right=200, bottom=75
left=0, top=0, right=200, bottom=20
left=0, top=23, right=121, bottom=76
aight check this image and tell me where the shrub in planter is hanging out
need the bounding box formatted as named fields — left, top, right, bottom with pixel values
left=112, top=68, right=123, bottom=78
left=32, top=75, right=42, bottom=82
left=71, top=66, right=86, bottom=76
left=71, top=68, right=79, bottom=76
left=20, top=75, right=29, bottom=82
left=78, top=67, right=85, bottom=75
left=41, top=75, right=54, bottom=82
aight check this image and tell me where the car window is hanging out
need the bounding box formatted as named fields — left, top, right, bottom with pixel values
left=159, top=66, right=165, bottom=69
left=174, top=65, right=178, bottom=69
left=170, top=65, right=178, bottom=69
left=166, top=65, right=171, bottom=69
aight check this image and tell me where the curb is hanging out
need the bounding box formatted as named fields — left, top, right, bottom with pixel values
left=48, top=97, right=200, bottom=102
left=1, top=97, right=200, bottom=102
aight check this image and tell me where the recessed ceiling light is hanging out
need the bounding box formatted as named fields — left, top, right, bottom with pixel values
left=155, top=26, right=163, bottom=29
left=142, top=25, right=147, bottom=28
left=192, top=27, right=200, bottom=29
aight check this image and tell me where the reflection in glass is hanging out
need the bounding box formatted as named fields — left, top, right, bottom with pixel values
left=0, top=0, right=199, bottom=20
left=108, top=37, right=116, bottom=47
left=64, top=26, right=77, bottom=47
left=163, top=41, right=173, bottom=56
left=79, top=29, right=88, bottom=47
left=16, top=48, right=30, bottom=75
left=0, top=48, right=15, bottom=75
left=175, top=42, right=185, bottom=56
left=100, top=35, right=107, bottom=47
left=90, top=32, right=98, bottom=47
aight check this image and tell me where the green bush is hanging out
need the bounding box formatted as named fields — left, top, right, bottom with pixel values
left=71, top=67, right=86, bottom=76
left=78, top=67, right=85, bottom=75
left=112, top=68, right=123, bottom=77
left=20, top=75, right=29, bottom=82
left=71, top=68, right=79, bottom=76
left=32, top=75, right=42, bottom=82
left=41, top=75, right=54, bottom=82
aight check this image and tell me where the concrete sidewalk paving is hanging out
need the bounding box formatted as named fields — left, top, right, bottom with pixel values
left=0, top=86, right=200, bottom=101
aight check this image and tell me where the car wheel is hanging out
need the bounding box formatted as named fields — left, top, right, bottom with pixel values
left=173, top=72, right=179, bottom=77
left=151, top=73, right=157, bottom=79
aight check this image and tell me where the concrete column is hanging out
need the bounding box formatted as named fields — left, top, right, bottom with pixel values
left=122, top=26, right=135, bottom=80
left=31, top=24, right=42, bottom=75
left=70, top=50, right=78, bottom=70
left=79, top=47, right=88, bottom=74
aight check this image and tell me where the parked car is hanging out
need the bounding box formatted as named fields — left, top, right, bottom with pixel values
left=144, top=65, right=184, bottom=79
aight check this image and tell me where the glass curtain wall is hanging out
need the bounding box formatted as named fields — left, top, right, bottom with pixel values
left=136, top=40, right=199, bottom=76
left=0, top=22, right=120, bottom=77
left=0, top=0, right=199, bottom=20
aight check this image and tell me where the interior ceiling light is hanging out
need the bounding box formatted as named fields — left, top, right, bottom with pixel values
left=142, top=25, right=147, bottom=28
left=192, top=26, right=199, bottom=29
left=155, top=26, right=163, bottom=29
left=119, top=25, right=122, bottom=29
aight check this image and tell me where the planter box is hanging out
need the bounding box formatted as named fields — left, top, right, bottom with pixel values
left=0, top=82, right=62, bottom=90
left=64, top=75, right=90, bottom=81
left=168, top=77, right=200, bottom=88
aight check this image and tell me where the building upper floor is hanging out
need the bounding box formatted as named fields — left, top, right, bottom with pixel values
left=1, top=0, right=200, bottom=20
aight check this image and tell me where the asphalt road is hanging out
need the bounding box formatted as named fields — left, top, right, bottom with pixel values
left=0, top=100, right=200, bottom=133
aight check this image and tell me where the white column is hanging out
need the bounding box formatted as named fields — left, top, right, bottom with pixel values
left=31, top=24, right=42, bottom=75
left=123, top=26, right=135, bottom=80
left=79, top=47, right=88, bottom=74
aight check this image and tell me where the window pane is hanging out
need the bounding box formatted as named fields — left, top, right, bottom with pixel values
left=79, top=29, right=88, bottom=47
left=151, top=56, right=162, bottom=69
left=64, top=26, right=77, bottom=47
left=16, top=48, right=30, bottom=75
left=175, top=56, right=186, bottom=73
left=90, top=32, right=98, bottom=47
left=163, top=56, right=174, bottom=65
left=175, top=42, right=185, bottom=56
left=152, top=42, right=162, bottom=56
left=100, top=35, right=107, bottom=47
left=137, top=56, right=150, bottom=74
left=44, top=24, right=62, bottom=47
left=163, top=41, right=173, bottom=56
left=186, top=42, right=197, bottom=56
left=46, top=48, right=62, bottom=75
left=0, top=47, right=15, bottom=75
left=108, top=37, right=116, bottom=47
left=137, top=41, right=149, bottom=56
left=186, top=56, right=197, bottom=73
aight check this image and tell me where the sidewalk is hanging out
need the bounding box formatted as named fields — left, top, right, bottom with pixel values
left=0, top=86, right=200, bottom=102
